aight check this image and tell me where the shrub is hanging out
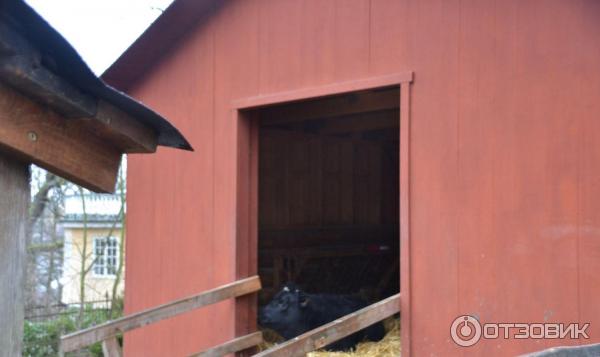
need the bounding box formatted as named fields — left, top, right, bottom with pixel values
left=23, top=299, right=123, bottom=357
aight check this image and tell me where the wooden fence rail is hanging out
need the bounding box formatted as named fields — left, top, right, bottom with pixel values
left=60, top=276, right=261, bottom=355
left=189, top=331, right=264, bottom=357
left=253, top=293, right=400, bottom=357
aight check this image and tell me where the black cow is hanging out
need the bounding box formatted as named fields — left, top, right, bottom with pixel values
left=258, top=283, right=385, bottom=351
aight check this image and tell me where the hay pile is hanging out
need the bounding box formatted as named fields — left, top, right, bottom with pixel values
left=308, top=318, right=400, bottom=357
left=259, top=318, right=400, bottom=357
left=259, top=329, right=285, bottom=349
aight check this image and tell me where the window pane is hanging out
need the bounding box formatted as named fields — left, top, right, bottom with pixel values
left=93, top=237, right=118, bottom=276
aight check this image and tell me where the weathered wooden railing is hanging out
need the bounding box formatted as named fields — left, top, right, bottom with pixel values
left=60, top=276, right=262, bottom=357
left=254, top=293, right=400, bottom=357
left=61, top=278, right=398, bottom=357
left=520, top=342, right=600, bottom=357
left=189, top=331, right=264, bottom=357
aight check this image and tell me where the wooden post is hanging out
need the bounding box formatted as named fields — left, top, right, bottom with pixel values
left=101, top=336, right=123, bottom=357
left=0, top=153, right=29, bottom=356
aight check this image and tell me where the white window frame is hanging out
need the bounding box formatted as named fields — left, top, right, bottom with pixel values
left=92, top=236, right=119, bottom=277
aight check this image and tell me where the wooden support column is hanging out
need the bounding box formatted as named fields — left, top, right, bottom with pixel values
left=101, top=337, right=123, bottom=357
left=0, top=153, right=29, bottom=356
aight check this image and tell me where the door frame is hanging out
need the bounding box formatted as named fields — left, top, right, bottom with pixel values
left=232, top=72, right=413, bottom=353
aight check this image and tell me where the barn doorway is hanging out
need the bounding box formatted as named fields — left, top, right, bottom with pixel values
left=237, top=84, right=402, bottom=348
left=256, top=87, right=400, bottom=303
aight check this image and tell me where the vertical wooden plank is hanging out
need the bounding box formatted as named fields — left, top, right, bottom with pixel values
left=370, top=0, right=412, bottom=75
left=399, top=82, right=411, bottom=357
left=578, top=1, right=600, bottom=344
left=391, top=1, right=461, bottom=356
left=333, top=0, right=371, bottom=80
left=299, top=0, right=336, bottom=85
left=368, top=143, right=383, bottom=224
left=353, top=140, right=369, bottom=224
left=454, top=2, right=509, bottom=355
left=258, top=0, right=304, bottom=93
left=259, top=130, right=285, bottom=229
left=322, top=138, right=341, bottom=224
left=101, top=336, right=122, bottom=357
left=0, top=153, right=28, bottom=356
left=286, top=134, right=311, bottom=226
left=235, top=111, right=260, bottom=342
left=308, top=135, right=323, bottom=226
left=213, top=0, right=260, bottom=300
left=339, top=140, right=354, bottom=224
left=381, top=139, right=399, bottom=225
left=211, top=0, right=261, bottom=344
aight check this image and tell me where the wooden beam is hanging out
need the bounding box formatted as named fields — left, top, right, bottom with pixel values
left=254, top=293, right=400, bottom=357
left=259, top=88, right=399, bottom=126
left=0, top=22, right=158, bottom=154
left=91, top=100, right=158, bottom=153
left=101, top=336, right=122, bottom=357
left=316, top=110, right=399, bottom=134
left=0, top=82, right=121, bottom=192
left=232, top=72, right=413, bottom=109
left=188, top=332, right=263, bottom=357
left=266, top=110, right=399, bottom=135
left=0, top=61, right=158, bottom=153
left=0, top=153, right=29, bottom=356
left=60, top=276, right=262, bottom=353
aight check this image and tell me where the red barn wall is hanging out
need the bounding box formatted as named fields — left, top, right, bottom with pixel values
left=122, top=0, right=600, bottom=355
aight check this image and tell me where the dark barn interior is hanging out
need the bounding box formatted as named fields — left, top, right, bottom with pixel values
left=254, top=87, right=400, bottom=308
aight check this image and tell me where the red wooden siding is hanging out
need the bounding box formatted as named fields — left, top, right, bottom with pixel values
left=120, top=0, right=600, bottom=356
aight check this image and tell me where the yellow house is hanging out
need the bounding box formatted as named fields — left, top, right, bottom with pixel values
left=60, top=194, right=125, bottom=306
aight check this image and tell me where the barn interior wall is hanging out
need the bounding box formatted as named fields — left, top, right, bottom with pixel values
left=258, top=123, right=399, bottom=301
left=123, top=0, right=600, bottom=356
left=259, top=129, right=396, bottom=230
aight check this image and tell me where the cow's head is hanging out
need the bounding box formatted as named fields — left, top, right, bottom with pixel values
left=258, top=283, right=310, bottom=338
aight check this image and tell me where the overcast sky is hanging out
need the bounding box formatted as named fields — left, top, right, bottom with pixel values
left=26, top=0, right=174, bottom=75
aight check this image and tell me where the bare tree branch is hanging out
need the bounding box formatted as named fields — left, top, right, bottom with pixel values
left=109, top=168, right=126, bottom=317
left=28, top=172, right=60, bottom=227
left=77, top=187, right=88, bottom=327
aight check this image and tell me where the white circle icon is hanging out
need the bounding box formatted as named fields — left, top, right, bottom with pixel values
left=451, top=315, right=482, bottom=347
